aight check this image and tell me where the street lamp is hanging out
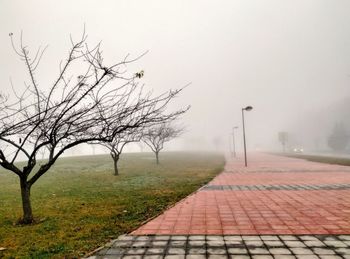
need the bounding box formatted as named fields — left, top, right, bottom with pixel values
left=232, top=126, right=238, bottom=158
left=242, top=106, right=253, bottom=167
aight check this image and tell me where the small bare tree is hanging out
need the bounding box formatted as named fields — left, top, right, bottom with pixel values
left=0, top=31, right=189, bottom=224
left=143, top=123, right=184, bottom=164
left=101, top=130, right=142, bottom=176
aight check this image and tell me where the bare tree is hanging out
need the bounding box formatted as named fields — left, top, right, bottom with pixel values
left=143, top=123, right=184, bottom=164
left=101, top=130, right=142, bottom=176
left=0, top=31, right=189, bottom=224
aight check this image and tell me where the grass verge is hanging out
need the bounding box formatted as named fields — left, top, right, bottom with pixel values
left=277, top=153, right=350, bottom=166
left=0, top=151, right=224, bottom=258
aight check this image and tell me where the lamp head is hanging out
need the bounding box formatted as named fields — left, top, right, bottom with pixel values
left=243, top=106, right=253, bottom=111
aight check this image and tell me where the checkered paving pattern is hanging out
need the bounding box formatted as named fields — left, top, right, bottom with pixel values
left=132, top=153, right=350, bottom=235
left=88, top=234, right=350, bottom=258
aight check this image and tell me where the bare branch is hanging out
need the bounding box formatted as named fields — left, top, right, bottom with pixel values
left=1, top=30, right=189, bottom=223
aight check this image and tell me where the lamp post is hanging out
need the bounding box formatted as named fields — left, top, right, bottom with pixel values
left=242, top=106, right=253, bottom=167
left=232, top=126, right=238, bottom=158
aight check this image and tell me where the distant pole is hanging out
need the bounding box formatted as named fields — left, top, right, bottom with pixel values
left=241, top=106, right=253, bottom=167
left=232, top=126, right=238, bottom=158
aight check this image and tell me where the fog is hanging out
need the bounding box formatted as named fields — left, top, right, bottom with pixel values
left=1, top=0, right=350, bottom=155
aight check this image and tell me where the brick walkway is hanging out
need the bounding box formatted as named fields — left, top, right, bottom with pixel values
left=133, top=153, right=350, bottom=236
left=88, top=153, right=350, bottom=258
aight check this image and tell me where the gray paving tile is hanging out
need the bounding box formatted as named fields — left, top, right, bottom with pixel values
left=164, top=255, right=185, bottom=259
left=207, top=241, right=225, bottom=247
left=189, top=235, right=206, bottom=241
left=339, top=235, right=350, bottom=241
left=154, top=236, right=170, bottom=241
left=336, top=247, right=350, bottom=254
left=143, top=256, right=163, bottom=259
left=227, top=248, right=248, bottom=254
left=136, top=236, right=152, bottom=241
left=188, top=248, right=206, bottom=254
left=224, top=236, right=242, bottom=241
left=131, top=241, right=149, bottom=247
left=248, top=248, right=269, bottom=254
left=125, top=248, right=145, bottom=255
left=171, top=236, right=187, bottom=241
left=263, top=241, right=284, bottom=247
left=146, top=248, right=165, bottom=254
left=319, top=256, right=342, bottom=259
left=170, top=241, right=186, bottom=247
left=168, top=248, right=186, bottom=255
left=186, top=255, right=206, bottom=259
left=280, top=235, right=298, bottom=241
left=229, top=256, right=250, bottom=259
left=122, top=256, right=142, bottom=259
left=225, top=240, right=243, bottom=246
left=290, top=248, right=314, bottom=255
left=207, top=248, right=227, bottom=255
left=189, top=240, right=206, bottom=246
left=295, top=255, right=319, bottom=259
left=304, top=240, right=326, bottom=247
left=312, top=248, right=335, bottom=255
left=260, top=236, right=279, bottom=241
left=207, top=236, right=224, bottom=241
left=284, top=241, right=306, bottom=248
left=299, top=236, right=319, bottom=241
left=152, top=241, right=168, bottom=246
left=114, top=241, right=133, bottom=247
left=245, top=240, right=264, bottom=247
left=323, top=237, right=337, bottom=241
left=118, top=235, right=135, bottom=241
left=251, top=256, right=273, bottom=259
left=208, top=255, right=228, bottom=259
left=324, top=241, right=347, bottom=248
left=269, top=248, right=291, bottom=254
left=105, top=248, right=126, bottom=255
left=242, top=236, right=261, bottom=241
left=98, top=256, right=123, bottom=259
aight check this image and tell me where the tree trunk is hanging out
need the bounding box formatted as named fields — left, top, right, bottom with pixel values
left=155, top=151, right=159, bottom=165
left=20, top=179, right=34, bottom=224
left=113, top=155, right=120, bottom=176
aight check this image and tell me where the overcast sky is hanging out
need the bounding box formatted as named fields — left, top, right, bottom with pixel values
left=1, top=0, right=350, bottom=153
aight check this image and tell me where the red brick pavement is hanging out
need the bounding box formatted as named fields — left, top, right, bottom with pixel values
left=132, top=153, right=350, bottom=235
left=210, top=172, right=350, bottom=185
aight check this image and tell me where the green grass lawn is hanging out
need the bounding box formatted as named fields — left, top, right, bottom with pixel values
left=279, top=153, right=350, bottom=166
left=0, top=152, right=224, bottom=258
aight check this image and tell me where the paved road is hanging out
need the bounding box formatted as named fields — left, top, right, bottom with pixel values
left=88, top=153, right=350, bottom=258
